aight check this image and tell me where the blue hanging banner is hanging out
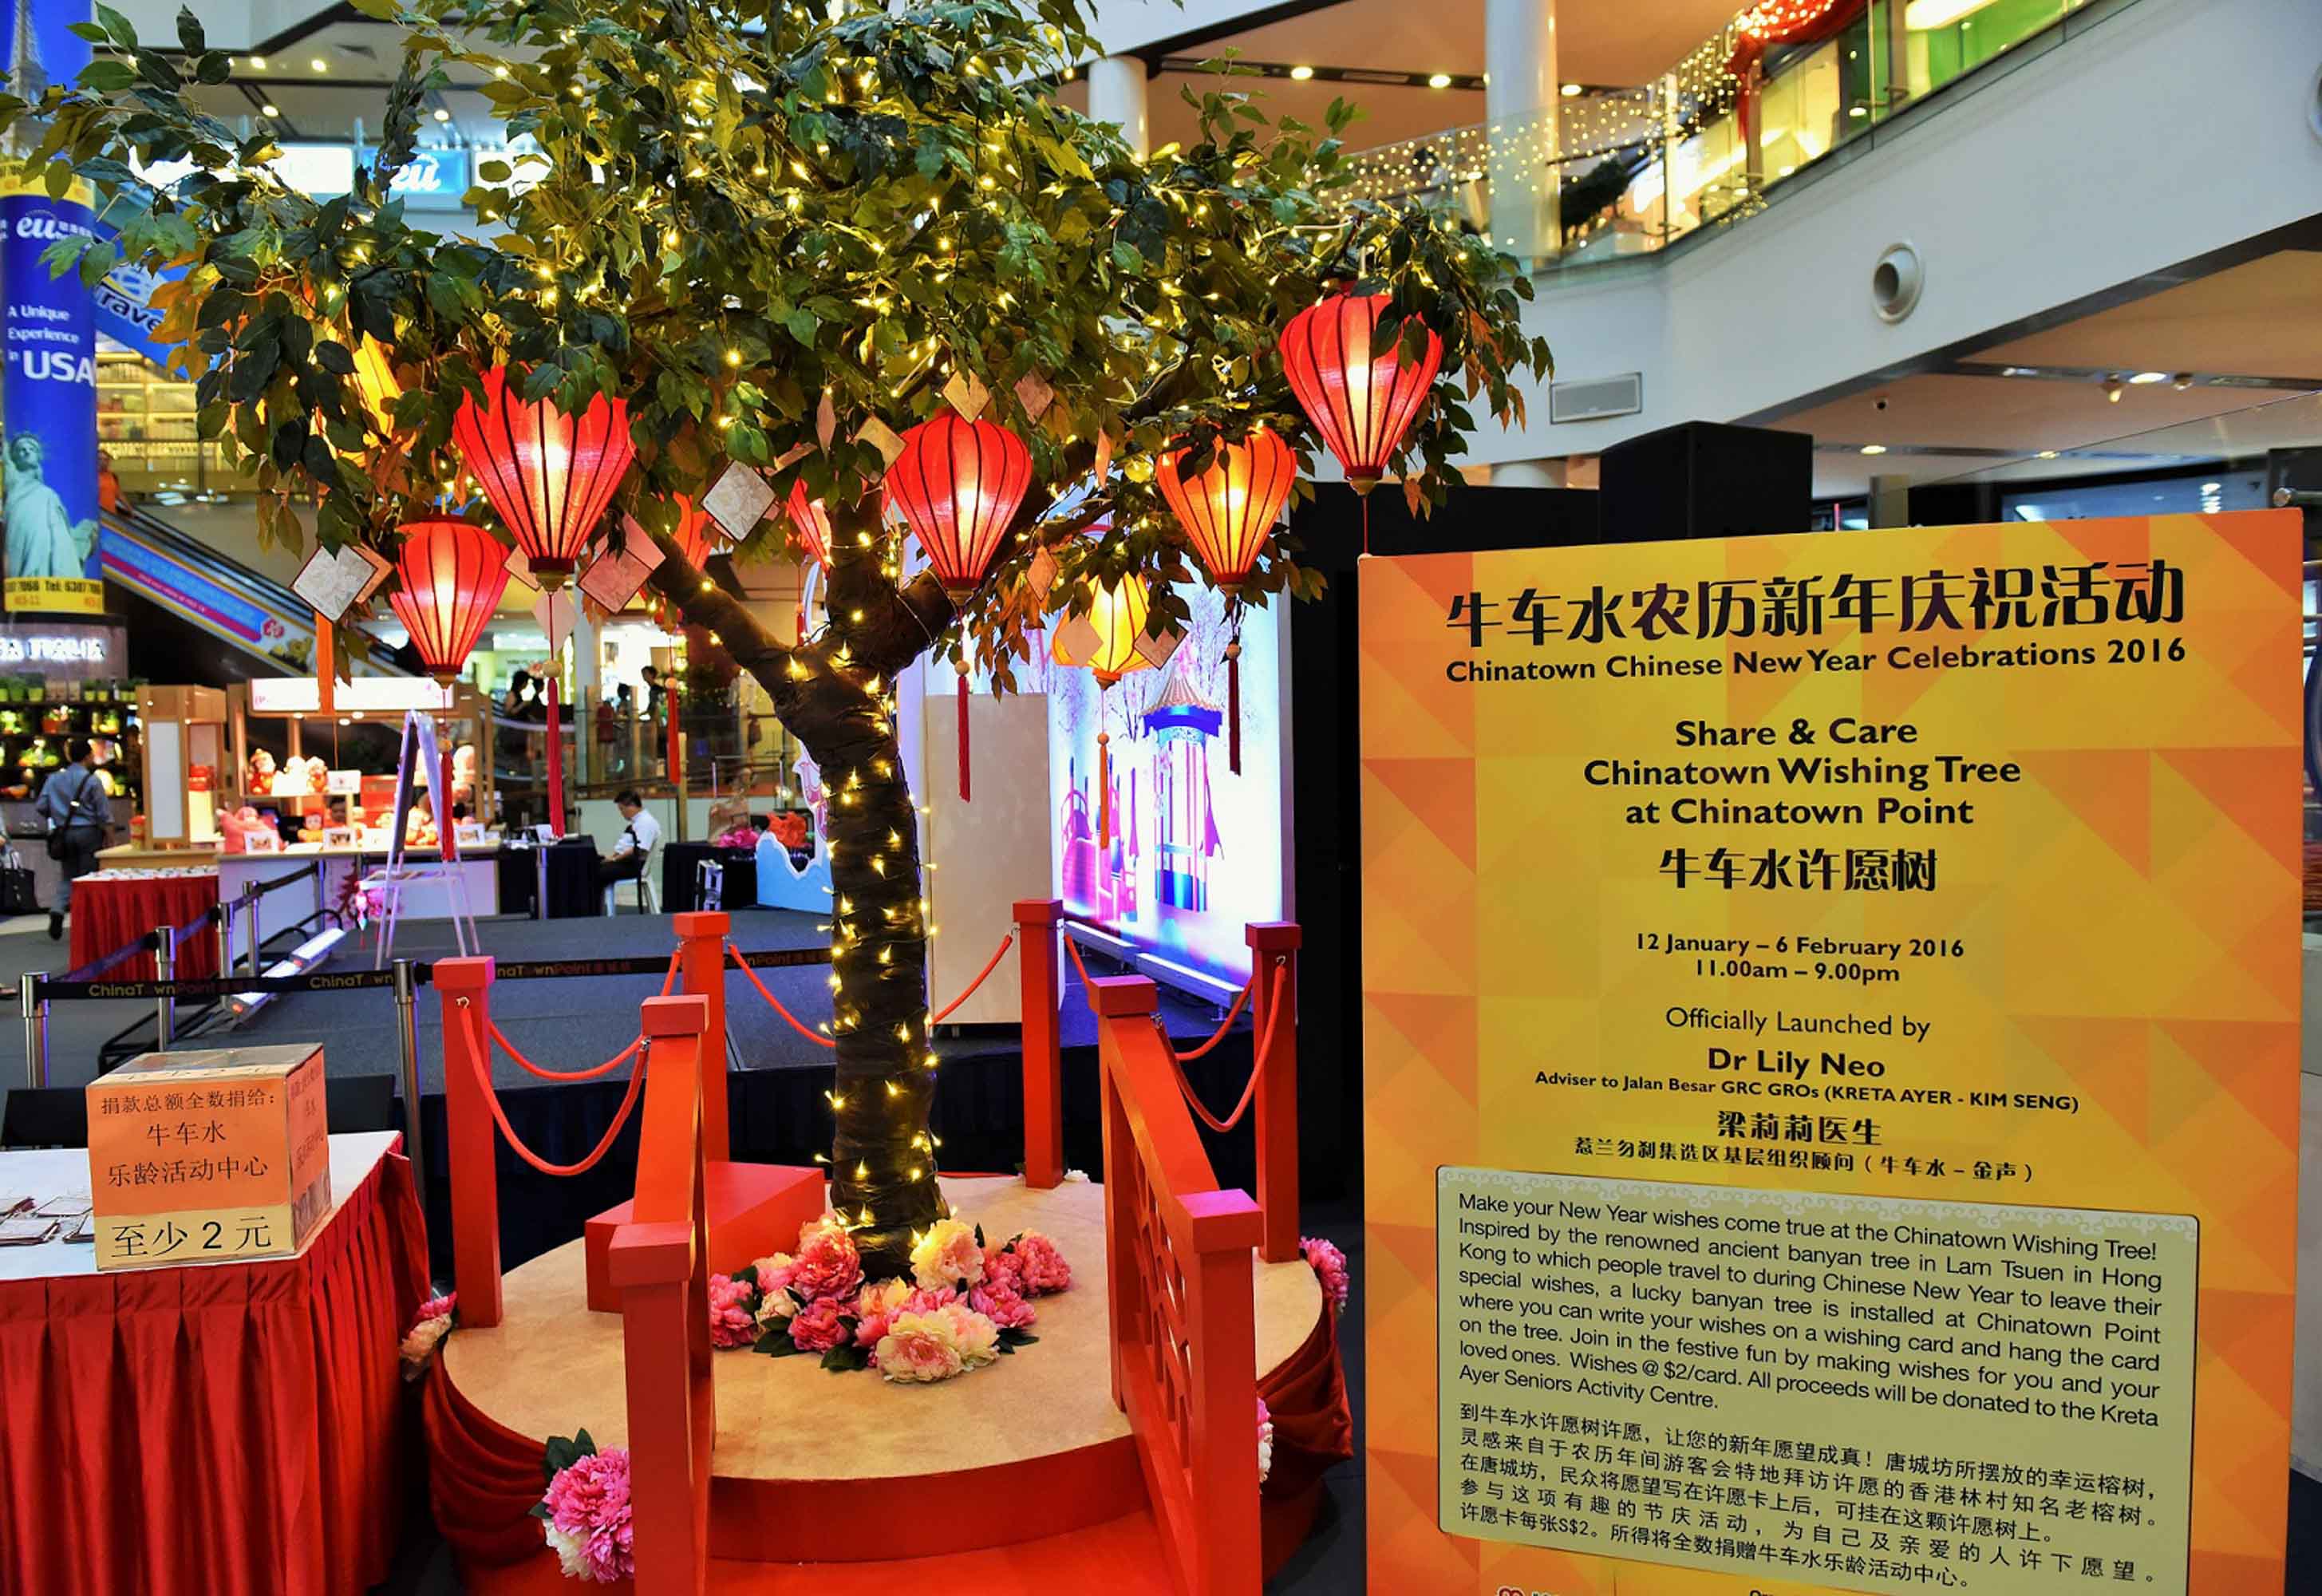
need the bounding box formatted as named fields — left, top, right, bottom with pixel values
left=4, top=0, right=104, bottom=616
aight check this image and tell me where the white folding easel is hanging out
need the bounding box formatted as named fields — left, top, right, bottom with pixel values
left=365, top=709, right=481, bottom=967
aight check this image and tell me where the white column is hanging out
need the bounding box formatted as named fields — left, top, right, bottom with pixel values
left=1484, top=0, right=1559, bottom=265
left=1088, top=55, right=1149, bottom=157
left=571, top=607, right=599, bottom=784
left=1490, top=458, right=1563, bottom=488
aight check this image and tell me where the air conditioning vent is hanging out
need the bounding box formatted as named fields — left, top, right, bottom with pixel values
left=1550, top=373, right=1643, bottom=424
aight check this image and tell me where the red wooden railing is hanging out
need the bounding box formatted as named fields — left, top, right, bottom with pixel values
left=1090, top=972, right=1263, bottom=1596
left=610, top=994, right=716, bottom=1595
left=1015, top=898, right=1064, bottom=1187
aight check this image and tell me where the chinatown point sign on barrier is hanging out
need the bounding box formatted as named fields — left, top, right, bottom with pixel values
left=1359, top=512, right=2302, bottom=1595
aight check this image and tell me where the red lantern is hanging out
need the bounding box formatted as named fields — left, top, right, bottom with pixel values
left=1155, top=427, right=1298, bottom=595
left=784, top=479, right=831, bottom=567
left=1278, top=292, right=1443, bottom=496
left=673, top=496, right=717, bottom=569
left=883, top=413, right=1033, bottom=600
left=451, top=365, right=635, bottom=589
left=388, top=519, right=511, bottom=686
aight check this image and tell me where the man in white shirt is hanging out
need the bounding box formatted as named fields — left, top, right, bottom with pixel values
left=596, top=788, right=661, bottom=898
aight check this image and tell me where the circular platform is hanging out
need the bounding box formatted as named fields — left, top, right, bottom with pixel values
left=440, top=1175, right=1325, bottom=1562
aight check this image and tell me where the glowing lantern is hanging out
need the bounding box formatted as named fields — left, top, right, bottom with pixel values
left=450, top=365, right=636, bottom=590
left=351, top=338, right=402, bottom=435
left=883, top=413, right=1033, bottom=600
left=388, top=519, right=511, bottom=686
left=1052, top=572, right=1179, bottom=847
left=1278, top=292, right=1443, bottom=496
left=1156, top=427, right=1298, bottom=595
left=784, top=479, right=831, bottom=567
left=673, top=496, right=717, bottom=569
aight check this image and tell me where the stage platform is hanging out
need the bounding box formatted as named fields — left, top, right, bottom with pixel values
left=427, top=1175, right=1333, bottom=1588
left=1, top=911, right=1268, bottom=1274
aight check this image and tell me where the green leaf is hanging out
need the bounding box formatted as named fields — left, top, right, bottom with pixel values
left=93, top=3, right=137, bottom=49
left=314, top=340, right=357, bottom=376
left=78, top=59, right=135, bottom=93
left=818, top=1342, right=871, bottom=1373
left=754, top=1328, right=809, bottom=1357
left=174, top=6, right=204, bottom=54
left=346, top=0, right=401, bottom=18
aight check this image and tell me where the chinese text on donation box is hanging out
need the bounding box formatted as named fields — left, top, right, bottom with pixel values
left=1358, top=514, right=2302, bottom=1596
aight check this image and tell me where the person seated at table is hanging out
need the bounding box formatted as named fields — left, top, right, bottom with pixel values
left=595, top=789, right=661, bottom=890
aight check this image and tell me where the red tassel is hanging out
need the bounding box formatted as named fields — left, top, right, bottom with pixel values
left=1226, top=643, right=1242, bottom=775
left=545, top=675, right=564, bottom=838
left=1097, top=729, right=1111, bottom=849
left=957, top=672, right=972, bottom=802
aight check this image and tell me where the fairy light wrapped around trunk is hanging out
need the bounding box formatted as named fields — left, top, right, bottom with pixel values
left=387, top=519, right=511, bottom=685
left=885, top=413, right=1034, bottom=800
left=1279, top=292, right=1443, bottom=550
left=1155, top=427, right=1298, bottom=773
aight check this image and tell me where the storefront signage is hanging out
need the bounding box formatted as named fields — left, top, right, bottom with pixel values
left=0, top=620, right=121, bottom=679
left=250, top=676, right=453, bottom=716
left=2, top=180, right=104, bottom=616
left=1359, top=512, right=2302, bottom=1595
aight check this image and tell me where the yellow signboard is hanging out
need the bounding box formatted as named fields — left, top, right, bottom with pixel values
left=1360, top=513, right=2301, bottom=1594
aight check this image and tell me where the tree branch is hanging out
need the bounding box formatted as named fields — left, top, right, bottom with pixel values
left=641, top=525, right=798, bottom=711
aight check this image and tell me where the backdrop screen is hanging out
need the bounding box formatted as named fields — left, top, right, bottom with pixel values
left=1047, top=583, right=1282, bottom=986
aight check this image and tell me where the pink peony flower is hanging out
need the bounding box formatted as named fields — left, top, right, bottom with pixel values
left=1258, top=1397, right=1274, bottom=1484
left=398, top=1314, right=452, bottom=1381
left=789, top=1294, right=850, bottom=1353
left=981, top=1247, right=1021, bottom=1290
left=910, top=1219, right=985, bottom=1290
left=968, top=1273, right=1037, bottom=1330
left=851, top=1278, right=915, bottom=1351
left=708, top=1273, right=760, bottom=1349
left=875, top=1311, right=966, bottom=1383
left=898, top=1285, right=957, bottom=1316
left=938, top=1302, right=1001, bottom=1368
left=541, top=1448, right=634, bottom=1583
left=416, top=1291, right=456, bottom=1323
left=788, top=1219, right=863, bottom=1302
left=1007, top=1231, right=1072, bottom=1295
left=1301, top=1237, right=1349, bottom=1317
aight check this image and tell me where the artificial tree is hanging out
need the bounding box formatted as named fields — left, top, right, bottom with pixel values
left=13, top=0, right=1551, bottom=1273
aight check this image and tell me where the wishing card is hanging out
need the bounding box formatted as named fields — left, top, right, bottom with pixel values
left=1014, top=370, right=1055, bottom=421
left=293, top=543, right=393, bottom=624
left=701, top=461, right=778, bottom=542
left=856, top=417, right=906, bottom=466
left=578, top=516, right=667, bottom=612
left=943, top=369, right=992, bottom=421
left=533, top=589, right=576, bottom=647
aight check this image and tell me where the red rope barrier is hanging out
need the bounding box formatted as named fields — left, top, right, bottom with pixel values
left=488, top=1022, right=643, bottom=1082
left=1167, top=974, right=1253, bottom=1063
left=456, top=1001, right=647, bottom=1177
left=1161, top=963, right=1289, bottom=1135
left=729, top=942, right=838, bottom=1048
left=1064, top=934, right=1093, bottom=997
left=930, top=933, right=1015, bottom=1023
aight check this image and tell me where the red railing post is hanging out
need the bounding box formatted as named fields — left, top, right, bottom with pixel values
left=1015, top=897, right=1064, bottom=1188
left=1092, top=974, right=1147, bottom=1413
left=1245, top=922, right=1301, bottom=1263
left=612, top=993, right=713, bottom=1596
left=1183, top=1191, right=1263, bottom=1594
left=673, top=910, right=731, bottom=1159
left=435, top=954, right=502, bottom=1329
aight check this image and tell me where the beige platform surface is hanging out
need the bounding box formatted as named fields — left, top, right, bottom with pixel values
left=443, top=1175, right=1323, bottom=1479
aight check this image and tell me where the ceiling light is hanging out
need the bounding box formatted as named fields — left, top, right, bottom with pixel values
left=2171, top=373, right=2195, bottom=389
left=261, top=103, right=280, bottom=117
left=1560, top=82, right=1582, bottom=97
left=1860, top=444, right=1888, bottom=456
left=1905, top=0, right=2004, bottom=26
left=433, top=107, right=451, bottom=121
left=2037, top=450, right=2059, bottom=459
left=249, top=55, right=267, bottom=69
left=2127, top=370, right=2168, bottom=385
left=1289, top=65, right=1313, bottom=81
left=2001, top=365, right=2037, bottom=377
left=1847, top=104, right=1867, bottom=117
left=2103, top=378, right=2124, bottom=403
left=310, top=57, right=328, bottom=73
left=1427, top=73, right=1452, bottom=89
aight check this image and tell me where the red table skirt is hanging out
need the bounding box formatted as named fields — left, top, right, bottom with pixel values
left=425, top=1289, right=1356, bottom=1590
left=68, top=870, right=221, bottom=982
left=0, top=1149, right=430, bottom=1596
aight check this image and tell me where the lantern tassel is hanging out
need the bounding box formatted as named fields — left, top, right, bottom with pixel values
left=545, top=674, right=565, bottom=837
left=957, top=671, right=972, bottom=803
left=1225, top=640, right=1243, bottom=775
left=1097, top=728, right=1111, bottom=850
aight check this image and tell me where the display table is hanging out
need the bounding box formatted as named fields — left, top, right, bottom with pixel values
left=67, top=865, right=219, bottom=980
left=0, top=1132, right=428, bottom=1596
left=659, top=842, right=757, bottom=915
left=496, top=838, right=601, bottom=918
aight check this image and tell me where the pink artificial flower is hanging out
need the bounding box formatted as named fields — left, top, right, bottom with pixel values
left=981, top=1246, right=1021, bottom=1291
left=1257, top=1396, right=1274, bottom=1485
left=788, top=1219, right=864, bottom=1302
left=1301, top=1237, right=1349, bottom=1317
left=416, top=1291, right=456, bottom=1324
left=910, top=1219, right=985, bottom=1290
left=851, top=1278, right=915, bottom=1350
left=708, top=1272, right=760, bottom=1349
left=541, top=1448, right=634, bottom=1583
left=875, top=1311, right=967, bottom=1384
left=1007, top=1231, right=1072, bottom=1295
left=898, top=1286, right=957, bottom=1316
left=938, top=1302, right=1001, bottom=1368
left=789, top=1294, right=850, bottom=1353
left=968, top=1273, right=1037, bottom=1330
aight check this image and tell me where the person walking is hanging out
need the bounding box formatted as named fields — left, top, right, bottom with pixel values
left=36, top=737, right=115, bottom=940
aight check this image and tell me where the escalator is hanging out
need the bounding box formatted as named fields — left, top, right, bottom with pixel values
left=98, top=503, right=413, bottom=685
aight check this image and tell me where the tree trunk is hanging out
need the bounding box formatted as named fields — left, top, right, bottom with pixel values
left=645, top=499, right=954, bottom=1278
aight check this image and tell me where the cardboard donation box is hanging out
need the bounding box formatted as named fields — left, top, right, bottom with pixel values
left=85, top=1044, right=332, bottom=1270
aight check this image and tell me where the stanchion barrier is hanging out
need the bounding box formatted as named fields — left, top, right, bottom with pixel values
left=672, top=913, right=732, bottom=1159
left=394, top=958, right=425, bottom=1195
left=1164, top=975, right=1252, bottom=1064
left=929, top=932, right=1014, bottom=1024
left=438, top=957, right=505, bottom=1327
left=1246, top=922, right=1301, bottom=1264
left=481, top=950, right=673, bottom=1084
left=1016, top=899, right=1063, bottom=1188
left=729, top=942, right=838, bottom=1047
left=153, top=924, right=176, bottom=1051
left=1155, top=964, right=1286, bottom=1136
left=452, top=998, right=650, bottom=1176
left=20, top=970, right=45, bottom=1089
